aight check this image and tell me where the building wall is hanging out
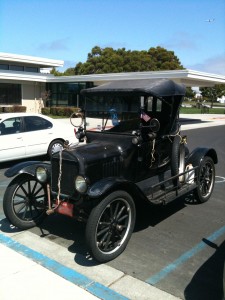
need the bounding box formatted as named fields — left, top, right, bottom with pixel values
left=22, top=82, right=45, bottom=113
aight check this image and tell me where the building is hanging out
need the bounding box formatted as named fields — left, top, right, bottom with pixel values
left=1, top=52, right=225, bottom=113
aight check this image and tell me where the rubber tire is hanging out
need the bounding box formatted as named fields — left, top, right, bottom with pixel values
left=48, top=139, right=64, bottom=157
left=194, top=156, right=215, bottom=203
left=171, top=135, right=186, bottom=186
left=86, top=191, right=136, bottom=263
left=3, top=174, right=47, bottom=229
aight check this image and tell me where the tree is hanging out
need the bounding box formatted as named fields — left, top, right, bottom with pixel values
left=185, top=87, right=196, bottom=100
left=199, top=85, right=225, bottom=108
left=63, top=68, right=75, bottom=76
left=73, top=46, right=184, bottom=75
left=50, top=67, right=63, bottom=76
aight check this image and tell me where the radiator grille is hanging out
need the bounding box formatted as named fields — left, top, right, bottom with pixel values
left=51, top=157, right=78, bottom=197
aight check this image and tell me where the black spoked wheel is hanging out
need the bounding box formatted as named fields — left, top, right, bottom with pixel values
left=86, top=191, right=136, bottom=263
left=3, top=174, right=47, bottom=229
left=194, top=156, right=215, bottom=203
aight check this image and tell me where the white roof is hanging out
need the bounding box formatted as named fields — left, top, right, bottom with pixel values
left=47, top=69, right=225, bottom=87
left=0, top=52, right=64, bottom=68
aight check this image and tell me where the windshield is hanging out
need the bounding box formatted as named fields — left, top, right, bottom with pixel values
left=84, top=95, right=140, bottom=133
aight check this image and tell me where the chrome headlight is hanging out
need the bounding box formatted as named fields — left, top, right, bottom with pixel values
left=75, top=175, right=88, bottom=193
left=35, top=166, right=48, bottom=183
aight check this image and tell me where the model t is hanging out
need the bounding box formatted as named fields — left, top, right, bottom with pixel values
left=3, top=79, right=217, bottom=262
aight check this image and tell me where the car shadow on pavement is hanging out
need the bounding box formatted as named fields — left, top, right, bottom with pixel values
left=35, top=214, right=99, bottom=266
left=0, top=217, right=23, bottom=233
left=134, top=195, right=188, bottom=232
left=184, top=239, right=225, bottom=300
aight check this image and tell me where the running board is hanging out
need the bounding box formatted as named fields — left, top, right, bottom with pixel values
left=147, top=182, right=197, bottom=205
left=144, top=166, right=198, bottom=205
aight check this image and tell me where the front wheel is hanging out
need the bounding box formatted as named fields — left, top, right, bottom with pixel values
left=3, top=174, right=47, bottom=229
left=86, top=191, right=136, bottom=263
left=194, top=156, right=215, bottom=203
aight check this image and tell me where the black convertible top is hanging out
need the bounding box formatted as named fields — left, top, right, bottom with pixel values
left=81, top=79, right=186, bottom=97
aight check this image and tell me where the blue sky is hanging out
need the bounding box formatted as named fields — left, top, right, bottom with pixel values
left=0, top=0, right=224, bottom=74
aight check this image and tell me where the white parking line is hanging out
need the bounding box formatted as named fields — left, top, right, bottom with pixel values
left=215, top=176, right=225, bottom=183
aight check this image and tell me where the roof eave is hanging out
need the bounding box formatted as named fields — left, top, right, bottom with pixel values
left=0, top=52, right=64, bottom=68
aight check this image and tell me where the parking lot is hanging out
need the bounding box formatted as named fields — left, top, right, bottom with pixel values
left=0, top=122, right=225, bottom=299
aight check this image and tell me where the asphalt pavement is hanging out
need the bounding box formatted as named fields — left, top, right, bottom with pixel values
left=0, top=114, right=225, bottom=300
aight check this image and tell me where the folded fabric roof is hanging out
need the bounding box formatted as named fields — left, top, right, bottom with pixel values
left=81, top=79, right=186, bottom=97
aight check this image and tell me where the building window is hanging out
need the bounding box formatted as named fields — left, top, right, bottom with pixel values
left=46, top=82, right=93, bottom=107
left=0, top=64, right=39, bottom=73
left=0, top=64, right=9, bottom=70
left=24, top=66, right=39, bottom=73
left=10, top=65, right=24, bottom=71
left=0, top=83, right=21, bottom=105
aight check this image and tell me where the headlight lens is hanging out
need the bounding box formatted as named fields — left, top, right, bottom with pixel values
left=75, top=175, right=88, bottom=193
left=36, top=167, right=48, bottom=183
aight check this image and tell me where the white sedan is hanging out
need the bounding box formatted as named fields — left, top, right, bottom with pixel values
left=0, top=113, right=77, bottom=162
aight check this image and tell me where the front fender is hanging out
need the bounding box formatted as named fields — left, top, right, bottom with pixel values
left=87, top=177, right=144, bottom=199
left=4, top=161, right=51, bottom=178
left=187, top=147, right=218, bottom=167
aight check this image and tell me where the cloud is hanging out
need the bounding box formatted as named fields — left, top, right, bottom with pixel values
left=187, top=53, right=225, bottom=75
left=38, top=38, right=70, bottom=51
left=161, top=32, right=200, bottom=50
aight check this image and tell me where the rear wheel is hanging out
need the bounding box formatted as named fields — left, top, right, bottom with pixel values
left=48, top=139, right=64, bottom=157
left=194, top=156, right=215, bottom=203
left=171, top=135, right=186, bottom=185
left=3, top=174, right=47, bottom=229
left=86, top=191, right=136, bottom=263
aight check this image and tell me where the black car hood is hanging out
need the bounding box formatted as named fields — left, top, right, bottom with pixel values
left=74, top=140, right=128, bottom=163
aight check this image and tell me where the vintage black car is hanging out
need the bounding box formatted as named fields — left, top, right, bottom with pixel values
left=3, top=79, right=217, bottom=263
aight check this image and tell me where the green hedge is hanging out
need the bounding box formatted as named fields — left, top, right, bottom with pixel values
left=0, top=105, right=27, bottom=113
left=41, top=106, right=80, bottom=117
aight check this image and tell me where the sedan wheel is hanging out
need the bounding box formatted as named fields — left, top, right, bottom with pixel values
left=48, top=139, right=64, bottom=157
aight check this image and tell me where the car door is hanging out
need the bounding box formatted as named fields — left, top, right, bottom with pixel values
left=0, top=117, right=25, bottom=162
left=22, top=116, right=53, bottom=157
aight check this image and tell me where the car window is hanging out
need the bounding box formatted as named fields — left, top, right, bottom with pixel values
left=24, top=116, right=53, bottom=132
left=0, top=117, right=22, bottom=135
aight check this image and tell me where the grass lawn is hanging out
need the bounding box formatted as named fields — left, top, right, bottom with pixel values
left=180, top=107, right=225, bottom=114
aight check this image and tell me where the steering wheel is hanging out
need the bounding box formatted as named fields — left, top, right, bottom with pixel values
left=150, top=118, right=160, bottom=132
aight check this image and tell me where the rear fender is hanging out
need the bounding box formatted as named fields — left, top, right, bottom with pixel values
left=4, top=161, right=51, bottom=178
left=187, top=147, right=218, bottom=167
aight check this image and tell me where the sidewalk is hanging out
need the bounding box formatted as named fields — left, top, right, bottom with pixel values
left=0, top=233, right=181, bottom=300
left=179, top=113, right=225, bottom=130
left=0, top=231, right=180, bottom=300
left=0, top=243, right=98, bottom=300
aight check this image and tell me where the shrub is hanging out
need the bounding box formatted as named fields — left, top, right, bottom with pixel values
left=1, top=105, right=26, bottom=113
left=12, top=105, right=27, bottom=112
left=49, top=106, right=79, bottom=117
left=41, top=107, right=51, bottom=115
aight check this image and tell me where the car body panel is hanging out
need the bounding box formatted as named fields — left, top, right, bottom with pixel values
left=0, top=113, right=77, bottom=162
